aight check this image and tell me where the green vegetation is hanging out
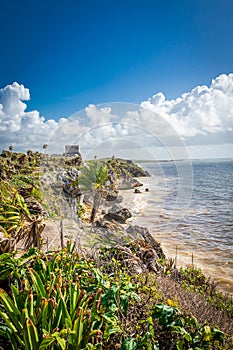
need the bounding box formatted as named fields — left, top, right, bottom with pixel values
left=0, top=243, right=231, bottom=349
left=179, top=267, right=233, bottom=318
left=0, top=243, right=132, bottom=349
left=0, top=150, right=232, bottom=349
left=0, top=180, right=44, bottom=253
left=151, top=303, right=225, bottom=350
left=79, top=161, right=109, bottom=223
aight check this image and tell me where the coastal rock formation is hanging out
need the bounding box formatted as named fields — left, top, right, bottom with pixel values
left=104, top=207, right=132, bottom=224
left=125, top=162, right=150, bottom=177
left=126, top=225, right=166, bottom=260
left=118, top=177, right=143, bottom=189
left=104, top=191, right=119, bottom=202
left=64, top=155, right=82, bottom=166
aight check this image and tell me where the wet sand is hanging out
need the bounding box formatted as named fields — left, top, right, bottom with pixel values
left=119, top=176, right=233, bottom=296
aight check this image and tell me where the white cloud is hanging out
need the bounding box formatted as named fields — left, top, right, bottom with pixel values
left=0, top=82, right=63, bottom=150
left=141, top=73, right=233, bottom=138
left=85, top=104, right=113, bottom=126
left=0, top=74, right=233, bottom=158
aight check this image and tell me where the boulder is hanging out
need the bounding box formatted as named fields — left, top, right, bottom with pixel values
left=118, top=177, right=143, bottom=190
left=105, top=192, right=118, bottom=201
left=104, top=208, right=132, bottom=224
left=114, top=194, right=123, bottom=203
left=126, top=225, right=165, bottom=259
left=95, top=219, right=120, bottom=231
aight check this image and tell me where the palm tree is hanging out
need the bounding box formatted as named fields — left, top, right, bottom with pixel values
left=79, top=161, right=109, bottom=223
left=43, top=144, right=48, bottom=154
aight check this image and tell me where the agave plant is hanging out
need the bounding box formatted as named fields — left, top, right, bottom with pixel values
left=0, top=181, right=44, bottom=253
left=0, top=243, right=136, bottom=349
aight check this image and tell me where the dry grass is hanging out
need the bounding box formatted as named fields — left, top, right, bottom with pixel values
left=155, top=274, right=233, bottom=335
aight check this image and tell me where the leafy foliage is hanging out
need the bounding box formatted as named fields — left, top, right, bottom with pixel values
left=0, top=245, right=232, bottom=349
left=0, top=242, right=140, bottom=349
left=179, top=267, right=233, bottom=317
left=0, top=150, right=232, bottom=349
left=79, top=161, right=108, bottom=192
left=79, top=161, right=109, bottom=223
left=0, top=181, right=44, bottom=253
left=151, top=303, right=225, bottom=350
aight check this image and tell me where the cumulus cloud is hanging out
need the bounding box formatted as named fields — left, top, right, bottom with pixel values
left=0, top=82, right=62, bottom=150
left=0, top=74, right=233, bottom=158
left=85, top=104, right=114, bottom=126
left=141, top=73, right=233, bottom=139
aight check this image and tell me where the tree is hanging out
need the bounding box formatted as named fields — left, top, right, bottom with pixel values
left=79, top=161, right=109, bottom=223
left=27, top=149, right=33, bottom=157
left=8, top=145, right=13, bottom=152
left=43, top=144, right=48, bottom=155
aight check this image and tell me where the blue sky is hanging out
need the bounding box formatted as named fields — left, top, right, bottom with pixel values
left=0, top=0, right=233, bottom=159
left=1, top=0, right=233, bottom=118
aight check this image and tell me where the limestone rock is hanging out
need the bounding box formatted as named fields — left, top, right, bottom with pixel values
left=64, top=156, right=82, bottom=166
left=126, top=225, right=165, bottom=259
left=104, top=208, right=132, bottom=224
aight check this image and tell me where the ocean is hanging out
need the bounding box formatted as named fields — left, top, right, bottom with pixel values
left=123, top=159, right=233, bottom=295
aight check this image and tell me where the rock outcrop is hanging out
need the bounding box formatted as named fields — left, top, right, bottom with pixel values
left=126, top=225, right=166, bottom=260
left=104, top=207, right=132, bottom=224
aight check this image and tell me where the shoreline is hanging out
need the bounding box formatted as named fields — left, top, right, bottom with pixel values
left=1, top=152, right=233, bottom=349
left=119, top=175, right=233, bottom=296
left=40, top=159, right=233, bottom=296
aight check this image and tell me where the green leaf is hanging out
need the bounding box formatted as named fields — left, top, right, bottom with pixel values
left=0, top=253, right=12, bottom=260
left=23, top=317, right=39, bottom=350
left=26, top=317, right=39, bottom=349
left=0, top=288, right=21, bottom=318
left=73, top=308, right=84, bottom=346
left=202, top=325, right=212, bottom=342
left=0, top=311, right=18, bottom=333
left=41, top=298, right=49, bottom=330
left=10, top=284, right=24, bottom=315
left=120, top=338, right=137, bottom=350
left=0, top=322, right=11, bottom=338
left=53, top=299, right=63, bottom=329
left=56, top=336, right=66, bottom=350
left=0, top=267, right=13, bottom=279
left=104, top=325, right=121, bottom=341
left=183, top=333, right=192, bottom=342
left=38, top=337, right=56, bottom=349
left=0, top=215, right=20, bottom=222
left=29, top=268, right=47, bottom=299
left=70, top=282, right=81, bottom=320
left=152, top=304, right=179, bottom=328
left=60, top=296, right=72, bottom=325
left=176, top=338, right=184, bottom=350
left=65, top=317, right=72, bottom=330
left=211, top=327, right=225, bottom=341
